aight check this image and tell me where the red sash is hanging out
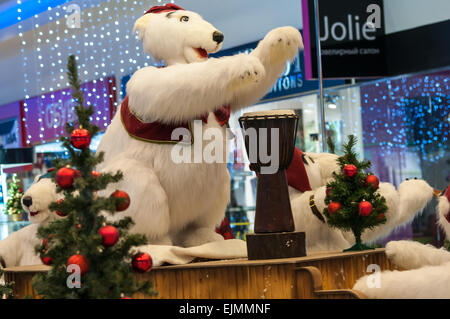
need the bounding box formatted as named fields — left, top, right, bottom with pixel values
left=286, top=148, right=313, bottom=193
left=120, top=95, right=230, bottom=144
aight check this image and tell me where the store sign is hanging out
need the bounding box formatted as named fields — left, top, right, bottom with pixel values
left=0, top=119, right=20, bottom=149
left=302, top=0, right=386, bottom=79
left=23, top=77, right=116, bottom=145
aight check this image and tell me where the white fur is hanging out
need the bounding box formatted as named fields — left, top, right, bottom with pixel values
left=0, top=178, right=61, bottom=267
left=353, top=262, right=450, bottom=299
left=97, top=10, right=303, bottom=247
left=353, top=189, right=450, bottom=298
left=289, top=152, right=434, bottom=252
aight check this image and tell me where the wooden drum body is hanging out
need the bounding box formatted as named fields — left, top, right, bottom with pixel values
left=239, top=110, right=306, bottom=260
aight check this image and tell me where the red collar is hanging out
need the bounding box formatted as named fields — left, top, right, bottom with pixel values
left=120, top=95, right=230, bottom=144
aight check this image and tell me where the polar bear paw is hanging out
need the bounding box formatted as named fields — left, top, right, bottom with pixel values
left=263, top=27, right=303, bottom=65
left=230, top=54, right=265, bottom=90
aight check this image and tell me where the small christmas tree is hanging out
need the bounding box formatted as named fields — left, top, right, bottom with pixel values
left=5, top=174, right=24, bottom=218
left=31, top=55, right=156, bottom=298
left=0, top=269, right=14, bottom=299
left=323, top=135, right=387, bottom=251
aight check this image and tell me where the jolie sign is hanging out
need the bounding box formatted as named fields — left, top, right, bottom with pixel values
left=302, top=0, right=386, bottom=79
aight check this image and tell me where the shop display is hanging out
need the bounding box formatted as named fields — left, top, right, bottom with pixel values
left=4, top=175, right=24, bottom=221
left=353, top=186, right=450, bottom=298
left=31, top=55, right=155, bottom=299
left=95, top=4, right=303, bottom=247
left=0, top=0, right=447, bottom=303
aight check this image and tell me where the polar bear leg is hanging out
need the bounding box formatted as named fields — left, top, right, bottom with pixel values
left=174, top=199, right=227, bottom=247
left=353, top=262, right=450, bottom=298
left=385, top=240, right=450, bottom=269
left=100, top=156, right=171, bottom=245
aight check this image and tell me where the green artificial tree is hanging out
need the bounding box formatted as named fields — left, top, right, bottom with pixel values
left=31, top=55, right=156, bottom=299
left=5, top=174, right=24, bottom=218
left=323, top=135, right=387, bottom=251
left=0, top=269, right=14, bottom=299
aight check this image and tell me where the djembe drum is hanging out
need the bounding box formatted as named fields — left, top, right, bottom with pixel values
left=239, top=110, right=306, bottom=260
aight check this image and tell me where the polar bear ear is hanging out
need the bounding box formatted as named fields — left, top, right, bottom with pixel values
left=133, top=14, right=152, bottom=40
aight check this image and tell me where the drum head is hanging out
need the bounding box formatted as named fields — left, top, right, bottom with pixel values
left=241, top=109, right=296, bottom=119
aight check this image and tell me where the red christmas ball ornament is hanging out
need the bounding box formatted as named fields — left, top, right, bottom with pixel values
left=358, top=200, right=373, bottom=216
left=111, top=190, right=130, bottom=212
left=92, top=171, right=101, bottom=178
left=70, top=127, right=91, bottom=149
left=42, top=238, right=49, bottom=248
left=326, top=187, right=333, bottom=197
left=55, top=199, right=67, bottom=217
left=131, top=252, right=153, bottom=273
left=56, top=167, right=79, bottom=189
left=366, top=174, right=380, bottom=190
left=343, top=164, right=358, bottom=177
left=377, top=212, right=385, bottom=221
left=98, top=225, right=119, bottom=247
left=67, top=254, right=89, bottom=275
left=40, top=255, right=53, bottom=266
left=327, top=202, right=342, bottom=215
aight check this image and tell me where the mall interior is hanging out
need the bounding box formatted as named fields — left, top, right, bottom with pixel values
left=0, top=0, right=449, bottom=250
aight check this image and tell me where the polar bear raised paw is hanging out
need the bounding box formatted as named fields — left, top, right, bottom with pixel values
left=262, top=27, right=303, bottom=65
left=229, top=54, right=265, bottom=90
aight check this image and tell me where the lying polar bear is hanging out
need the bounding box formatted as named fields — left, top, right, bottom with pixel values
left=0, top=176, right=61, bottom=267
left=96, top=4, right=304, bottom=247
left=287, top=150, right=434, bottom=252
left=353, top=186, right=450, bottom=298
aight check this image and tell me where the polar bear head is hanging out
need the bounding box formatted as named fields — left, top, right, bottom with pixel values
left=133, top=4, right=224, bottom=65
left=21, top=175, right=62, bottom=224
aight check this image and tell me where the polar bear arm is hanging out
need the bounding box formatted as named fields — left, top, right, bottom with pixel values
left=385, top=240, right=450, bottom=269
left=353, top=262, right=450, bottom=299
left=100, top=155, right=171, bottom=243
left=231, top=26, right=303, bottom=110
left=126, top=54, right=264, bottom=124
left=361, top=180, right=433, bottom=244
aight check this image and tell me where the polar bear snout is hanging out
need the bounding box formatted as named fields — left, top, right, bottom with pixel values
left=22, top=196, right=32, bottom=207
left=212, top=31, right=224, bottom=44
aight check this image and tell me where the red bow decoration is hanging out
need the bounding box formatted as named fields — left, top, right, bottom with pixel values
left=145, top=3, right=185, bottom=15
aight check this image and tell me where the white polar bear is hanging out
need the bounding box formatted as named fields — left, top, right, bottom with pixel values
left=96, top=4, right=303, bottom=247
left=0, top=176, right=61, bottom=268
left=288, top=151, right=435, bottom=252
left=353, top=186, right=450, bottom=298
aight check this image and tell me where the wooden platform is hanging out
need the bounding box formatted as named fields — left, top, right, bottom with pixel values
left=3, top=248, right=396, bottom=299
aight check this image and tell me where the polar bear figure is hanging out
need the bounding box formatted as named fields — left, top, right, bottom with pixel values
left=96, top=4, right=303, bottom=247
left=353, top=186, right=450, bottom=298
left=288, top=151, right=435, bottom=252
left=0, top=176, right=62, bottom=267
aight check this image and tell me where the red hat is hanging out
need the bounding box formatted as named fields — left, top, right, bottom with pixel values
left=145, top=3, right=184, bottom=15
